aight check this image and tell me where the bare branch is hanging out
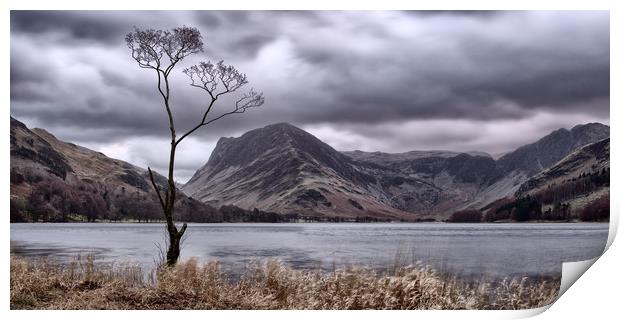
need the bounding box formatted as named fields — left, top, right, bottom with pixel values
left=179, top=223, right=188, bottom=237
left=183, top=61, right=218, bottom=98
left=175, top=59, right=263, bottom=147
left=183, top=60, right=248, bottom=99
left=176, top=89, right=264, bottom=147
left=203, top=89, right=265, bottom=126
left=125, top=28, right=165, bottom=70
left=147, top=167, right=166, bottom=210
left=126, top=26, right=203, bottom=74
left=126, top=27, right=204, bottom=139
left=175, top=98, right=216, bottom=146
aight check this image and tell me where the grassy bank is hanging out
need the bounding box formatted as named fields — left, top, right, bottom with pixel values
left=10, top=256, right=559, bottom=310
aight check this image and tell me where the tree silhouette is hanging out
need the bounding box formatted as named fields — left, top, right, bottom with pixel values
left=126, top=26, right=264, bottom=265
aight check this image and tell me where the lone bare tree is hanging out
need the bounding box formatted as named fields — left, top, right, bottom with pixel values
left=126, top=26, right=264, bottom=266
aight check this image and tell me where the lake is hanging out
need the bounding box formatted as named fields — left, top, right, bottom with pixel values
left=10, top=222, right=609, bottom=280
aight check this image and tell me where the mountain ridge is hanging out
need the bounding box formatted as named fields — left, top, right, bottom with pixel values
left=496, top=123, right=609, bottom=176
left=183, top=122, right=409, bottom=220
left=11, top=116, right=609, bottom=222
left=10, top=116, right=222, bottom=222
left=182, top=121, right=609, bottom=220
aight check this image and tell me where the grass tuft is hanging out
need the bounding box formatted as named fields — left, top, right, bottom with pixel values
left=10, top=256, right=559, bottom=310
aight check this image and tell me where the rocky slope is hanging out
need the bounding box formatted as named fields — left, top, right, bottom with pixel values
left=342, top=150, right=491, bottom=166
left=515, top=138, right=610, bottom=216
left=481, top=138, right=610, bottom=222
left=452, top=123, right=610, bottom=210
left=182, top=123, right=412, bottom=220
left=10, top=117, right=218, bottom=222
left=182, top=122, right=609, bottom=220
left=346, top=151, right=506, bottom=218
left=517, top=138, right=610, bottom=196
left=12, top=116, right=608, bottom=222
left=496, top=123, right=609, bottom=176
left=11, top=117, right=152, bottom=195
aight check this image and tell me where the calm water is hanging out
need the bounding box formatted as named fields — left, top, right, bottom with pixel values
left=10, top=223, right=609, bottom=279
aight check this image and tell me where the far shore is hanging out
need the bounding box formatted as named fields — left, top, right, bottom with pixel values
left=10, top=219, right=609, bottom=224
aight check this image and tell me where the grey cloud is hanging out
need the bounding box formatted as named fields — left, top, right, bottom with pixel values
left=286, top=11, right=609, bottom=123
left=99, top=69, right=130, bottom=88
left=404, top=10, right=502, bottom=17
left=10, top=10, right=610, bottom=180
left=10, top=10, right=195, bottom=45
left=227, top=34, right=276, bottom=59
left=11, top=10, right=126, bottom=44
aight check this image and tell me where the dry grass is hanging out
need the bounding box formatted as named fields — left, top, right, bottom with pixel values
left=10, top=256, right=559, bottom=310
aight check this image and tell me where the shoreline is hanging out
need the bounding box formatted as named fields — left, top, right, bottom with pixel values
left=9, top=220, right=610, bottom=224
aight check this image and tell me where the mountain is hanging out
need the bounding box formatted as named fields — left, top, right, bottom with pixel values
left=460, top=123, right=610, bottom=209
left=345, top=151, right=506, bottom=218
left=182, top=123, right=412, bottom=220
left=496, top=123, right=610, bottom=176
left=342, top=150, right=491, bottom=167
left=11, top=117, right=152, bottom=194
left=10, top=117, right=219, bottom=222
left=183, top=122, right=609, bottom=220
left=517, top=138, right=610, bottom=196
left=481, top=138, right=610, bottom=222
left=12, top=116, right=609, bottom=222
left=515, top=138, right=609, bottom=215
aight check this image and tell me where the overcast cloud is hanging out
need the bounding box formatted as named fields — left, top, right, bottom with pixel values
left=10, top=11, right=610, bottom=182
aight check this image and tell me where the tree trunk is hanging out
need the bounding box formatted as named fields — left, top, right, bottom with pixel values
left=165, top=220, right=187, bottom=266
left=163, top=184, right=187, bottom=266
left=167, top=231, right=181, bottom=265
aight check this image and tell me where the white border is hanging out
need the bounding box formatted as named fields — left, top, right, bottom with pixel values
left=2, top=1, right=617, bottom=319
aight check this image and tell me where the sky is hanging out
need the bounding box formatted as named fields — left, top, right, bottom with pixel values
left=10, top=10, right=610, bottom=182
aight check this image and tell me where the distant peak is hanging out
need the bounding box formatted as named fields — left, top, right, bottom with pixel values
left=241, top=122, right=313, bottom=140
left=263, top=122, right=302, bottom=131
left=31, top=127, right=57, bottom=140
left=215, top=136, right=234, bottom=146
left=10, top=116, right=28, bottom=129
left=550, top=127, right=570, bottom=134
left=571, top=122, right=609, bottom=131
